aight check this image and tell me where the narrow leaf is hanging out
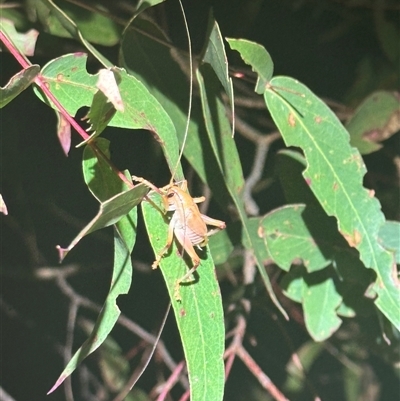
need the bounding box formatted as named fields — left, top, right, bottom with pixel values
left=29, top=0, right=114, bottom=66
left=49, top=149, right=140, bottom=393
left=56, top=184, right=148, bottom=261
left=202, top=18, right=234, bottom=135
left=0, top=65, right=40, bottom=108
left=197, top=61, right=287, bottom=318
left=226, top=38, right=274, bottom=94
left=141, top=192, right=225, bottom=401
left=49, top=222, right=137, bottom=393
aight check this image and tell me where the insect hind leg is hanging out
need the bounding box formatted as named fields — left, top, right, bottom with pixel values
left=173, top=227, right=201, bottom=301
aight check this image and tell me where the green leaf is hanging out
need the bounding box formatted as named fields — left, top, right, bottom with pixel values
left=0, top=65, right=40, bottom=108
left=49, top=143, right=141, bottom=393
left=79, top=318, right=130, bottom=392
left=0, top=18, right=38, bottom=56
left=284, top=341, right=325, bottom=393
left=56, top=183, right=148, bottom=261
left=259, top=204, right=333, bottom=272
left=49, top=220, right=137, bottom=394
left=283, top=265, right=344, bottom=341
left=197, top=60, right=287, bottom=318
left=83, top=89, right=117, bottom=138
left=34, top=53, right=182, bottom=176
left=379, top=221, right=400, bottom=264
left=27, top=0, right=121, bottom=46
left=202, top=18, right=234, bottom=135
left=208, top=229, right=234, bottom=266
left=302, top=268, right=343, bottom=341
left=276, top=150, right=375, bottom=323
left=134, top=0, right=166, bottom=15
left=346, top=91, right=400, bottom=155
left=0, top=8, right=31, bottom=31
left=141, top=192, right=225, bottom=401
left=82, top=138, right=124, bottom=202
left=280, top=266, right=304, bottom=303
left=226, top=38, right=274, bottom=94
left=120, top=16, right=197, bottom=182
left=80, top=68, right=123, bottom=140
left=263, top=75, right=400, bottom=329
left=27, top=0, right=117, bottom=65
left=274, top=150, right=358, bottom=273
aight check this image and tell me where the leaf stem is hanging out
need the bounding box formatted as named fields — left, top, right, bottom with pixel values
left=0, top=30, right=133, bottom=188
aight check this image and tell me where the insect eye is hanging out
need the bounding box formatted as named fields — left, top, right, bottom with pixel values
left=167, top=192, right=174, bottom=198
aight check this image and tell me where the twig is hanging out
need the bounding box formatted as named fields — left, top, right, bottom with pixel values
left=224, top=313, right=247, bottom=379
left=0, top=30, right=132, bottom=188
left=52, top=272, right=187, bottom=389
left=243, top=140, right=269, bottom=215
left=236, top=346, right=289, bottom=401
left=225, top=311, right=289, bottom=401
left=155, top=361, right=185, bottom=401
left=64, top=298, right=79, bottom=401
left=112, top=304, right=172, bottom=401
left=243, top=249, right=256, bottom=286
left=235, top=114, right=281, bottom=215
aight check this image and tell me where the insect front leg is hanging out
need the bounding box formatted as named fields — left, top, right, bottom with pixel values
left=152, top=217, right=175, bottom=269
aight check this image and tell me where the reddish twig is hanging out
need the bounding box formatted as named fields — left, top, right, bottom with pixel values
left=236, top=346, right=289, bottom=401
left=0, top=30, right=132, bottom=188
left=225, top=311, right=290, bottom=401
left=155, top=361, right=185, bottom=401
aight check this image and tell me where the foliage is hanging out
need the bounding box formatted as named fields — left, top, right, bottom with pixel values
left=1, top=1, right=399, bottom=401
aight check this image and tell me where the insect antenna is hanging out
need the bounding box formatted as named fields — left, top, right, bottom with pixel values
left=169, top=0, right=193, bottom=185
left=121, top=2, right=195, bottom=396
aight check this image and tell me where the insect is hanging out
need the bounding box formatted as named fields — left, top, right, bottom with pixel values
left=132, top=176, right=226, bottom=300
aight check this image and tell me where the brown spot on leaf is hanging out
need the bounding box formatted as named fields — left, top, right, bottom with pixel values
left=257, top=226, right=265, bottom=238
left=56, top=73, right=63, bottom=81
left=341, top=229, right=362, bottom=248
left=305, top=177, right=312, bottom=186
left=332, top=182, right=339, bottom=191
left=145, top=124, right=164, bottom=145
left=368, top=189, right=375, bottom=197
left=288, top=113, right=296, bottom=127
left=315, top=116, right=322, bottom=124
left=179, top=308, right=186, bottom=317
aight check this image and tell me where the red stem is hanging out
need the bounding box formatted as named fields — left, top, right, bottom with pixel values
left=0, top=30, right=132, bottom=188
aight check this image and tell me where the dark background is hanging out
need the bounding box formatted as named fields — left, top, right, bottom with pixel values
left=1, top=0, right=399, bottom=400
